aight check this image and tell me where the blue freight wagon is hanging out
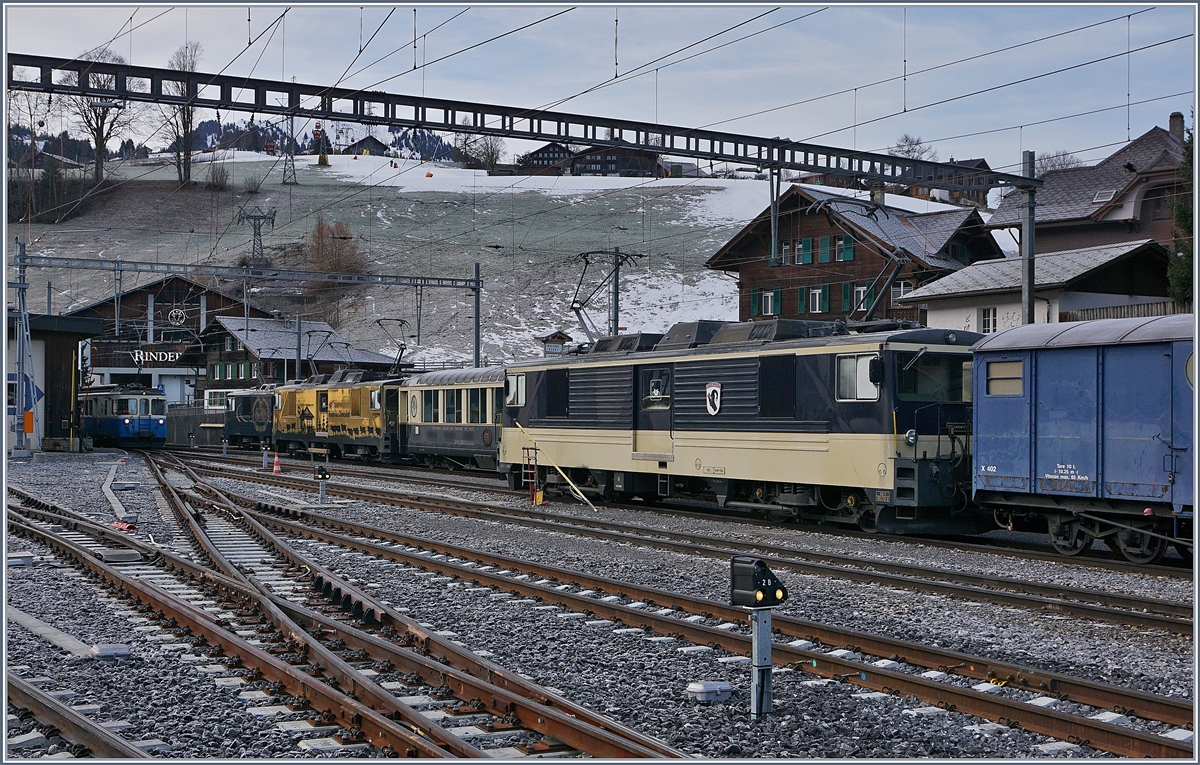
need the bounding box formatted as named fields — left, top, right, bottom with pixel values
left=972, top=314, right=1193, bottom=564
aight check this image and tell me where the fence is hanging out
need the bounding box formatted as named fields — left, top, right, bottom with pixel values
left=1059, top=300, right=1192, bottom=323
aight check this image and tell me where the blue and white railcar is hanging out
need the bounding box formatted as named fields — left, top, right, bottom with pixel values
left=972, top=314, right=1193, bottom=564
left=79, top=384, right=168, bottom=448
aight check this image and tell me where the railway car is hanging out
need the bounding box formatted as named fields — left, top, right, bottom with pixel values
left=397, top=367, right=506, bottom=469
left=499, top=318, right=983, bottom=533
left=79, top=384, right=168, bottom=448
left=224, top=387, right=275, bottom=449
left=273, top=370, right=403, bottom=461
left=972, top=314, right=1194, bottom=564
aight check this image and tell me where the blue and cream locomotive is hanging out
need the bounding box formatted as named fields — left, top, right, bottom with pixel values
left=79, top=384, right=168, bottom=448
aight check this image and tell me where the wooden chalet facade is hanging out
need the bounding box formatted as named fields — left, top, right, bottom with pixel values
left=342, top=135, right=392, bottom=156
left=519, top=142, right=574, bottom=175
left=706, top=185, right=1005, bottom=324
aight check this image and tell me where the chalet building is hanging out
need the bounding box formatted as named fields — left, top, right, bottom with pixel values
left=797, top=157, right=993, bottom=210
left=519, top=142, right=574, bottom=175
left=571, top=144, right=663, bottom=177
left=65, top=275, right=273, bottom=403
left=197, top=316, right=395, bottom=406
left=7, top=312, right=104, bottom=453
left=342, top=134, right=392, bottom=156
left=898, top=239, right=1174, bottom=331
left=987, top=113, right=1188, bottom=253
left=705, top=185, right=1005, bottom=324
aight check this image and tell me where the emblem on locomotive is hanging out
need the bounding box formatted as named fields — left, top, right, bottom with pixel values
left=251, top=396, right=272, bottom=433
left=705, top=382, right=721, bottom=416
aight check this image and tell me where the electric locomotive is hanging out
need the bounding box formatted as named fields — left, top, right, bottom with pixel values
left=224, top=386, right=276, bottom=449
left=273, top=370, right=404, bottom=461
left=972, top=314, right=1194, bottom=564
left=79, top=384, right=168, bottom=448
left=499, top=318, right=982, bottom=533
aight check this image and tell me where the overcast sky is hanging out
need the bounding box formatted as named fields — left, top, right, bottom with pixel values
left=5, top=3, right=1196, bottom=172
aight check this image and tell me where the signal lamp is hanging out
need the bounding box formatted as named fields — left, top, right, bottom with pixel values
left=731, top=556, right=789, bottom=608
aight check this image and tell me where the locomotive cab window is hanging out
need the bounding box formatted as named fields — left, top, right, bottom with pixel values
left=640, top=369, right=672, bottom=411
left=370, top=389, right=381, bottom=410
left=317, top=392, right=329, bottom=412
left=986, top=360, right=1024, bottom=396
left=836, top=354, right=880, bottom=402
left=897, top=352, right=966, bottom=402
left=545, top=370, right=569, bottom=418
left=139, top=399, right=150, bottom=415
left=505, top=374, right=526, bottom=407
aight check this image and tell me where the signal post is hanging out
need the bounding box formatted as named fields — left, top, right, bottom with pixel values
left=730, top=556, right=789, bottom=720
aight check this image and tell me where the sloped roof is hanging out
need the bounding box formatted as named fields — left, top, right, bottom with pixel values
left=973, top=313, right=1193, bottom=352
left=64, top=274, right=268, bottom=318
left=989, top=126, right=1184, bottom=227
left=210, top=316, right=393, bottom=366
left=706, top=184, right=996, bottom=272
left=899, top=239, right=1167, bottom=302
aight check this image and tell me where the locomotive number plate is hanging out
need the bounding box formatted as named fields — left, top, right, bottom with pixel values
left=873, top=489, right=892, bottom=504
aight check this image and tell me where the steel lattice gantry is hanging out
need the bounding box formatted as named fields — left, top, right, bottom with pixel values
left=8, top=53, right=1039, bottom=193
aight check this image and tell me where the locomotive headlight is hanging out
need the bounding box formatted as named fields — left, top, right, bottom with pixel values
left=945, top=330, right=958, bottom=344
left=158, top=419, right=165, bottom=425
left=123, top=418, right=131, bottom=424
left=904, top=429, right=918, bottom=446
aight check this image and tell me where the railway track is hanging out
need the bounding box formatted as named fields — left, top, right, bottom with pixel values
left=9, top=471, right=682, bottom=758
left=169, top=449, right=1191, bottom=576
left=7, top=674, right=151, bottom=758
left=173, top=459, right=1194, bottom=634
left=149, top=462, right=1198, bottom=758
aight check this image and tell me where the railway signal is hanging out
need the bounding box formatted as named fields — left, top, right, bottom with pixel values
left=314, top=464, right=331, bottom=504
left=731, top=556, right=789, bottom=721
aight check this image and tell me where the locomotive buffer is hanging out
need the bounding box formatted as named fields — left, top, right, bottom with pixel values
left=731, top=556, right=789, bottom=720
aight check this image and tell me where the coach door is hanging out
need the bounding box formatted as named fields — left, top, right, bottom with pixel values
left=633, top=366, right=674, bottom=462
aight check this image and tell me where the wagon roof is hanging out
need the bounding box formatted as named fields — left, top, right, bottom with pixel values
left=971, top=313, right=1194, bottom=352
left=402, top=367, right=507, bottom=386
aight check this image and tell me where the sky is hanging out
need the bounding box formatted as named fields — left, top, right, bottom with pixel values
left=3, top=2, right=1197, bottom=175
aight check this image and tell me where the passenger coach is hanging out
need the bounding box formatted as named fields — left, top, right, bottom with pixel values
left=79, top=384, right=168, bottom=448
left=499, top=319, right=982, bottom=533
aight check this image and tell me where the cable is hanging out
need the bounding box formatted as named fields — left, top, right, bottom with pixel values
left=699, top=7, right=1157, bottom=131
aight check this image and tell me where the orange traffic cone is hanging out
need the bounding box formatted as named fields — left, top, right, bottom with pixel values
left=273, top=453, right=282, bottom=475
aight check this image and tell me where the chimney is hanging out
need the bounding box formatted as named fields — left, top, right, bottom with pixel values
left=1169, top=112, right=1185, bottom=142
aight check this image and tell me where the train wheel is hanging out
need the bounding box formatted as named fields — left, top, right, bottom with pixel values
left=857, top=509, right=879, bottom=533
left=1115, top=522, right=1167, bottom=565
left=1048, top=518, right=1093, bottom=556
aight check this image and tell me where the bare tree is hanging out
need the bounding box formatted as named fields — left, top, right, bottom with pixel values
left=888, top=133, right=939, bottom=163
left=1035, top=149, right=1083, bottom=178
left=160, top=41, right=203, bottom=183
left=476, top=134, right=506, bottom=172
left=59, top=48, right=139, bottom=182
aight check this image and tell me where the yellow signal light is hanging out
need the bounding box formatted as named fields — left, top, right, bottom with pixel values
left=775, top=589, right=784, bottom=601
left=755, top=590, right=764, bottom=602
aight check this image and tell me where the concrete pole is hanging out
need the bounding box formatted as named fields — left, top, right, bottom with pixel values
left=473, top=262, right=482, bottom=368
left=147, top=293, right=154, bottom=343
left=1020, top=151, right=1037, bottom=325
left=46, top=281, right=52, bottom=314
left=611, top=247, right=620, bottom=336
left=295, top=313, right=303, bottom=380
left=749, top=608, right=773, bottom=720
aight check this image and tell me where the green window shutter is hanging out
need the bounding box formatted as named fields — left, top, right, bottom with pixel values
left=842, top=282, right=852, bottom=311
left=820, top=285, right=829, bottom=313
left=819, top=236, right=831, bottom=263
left=750, top=287, right=760, bottom=317
left=866, top=285, right=876, bottom=312
left=797, top=286, right=806, bottom=314
left=773, top=287, right=782, bottom=316
left=843, top=235, right=854, bottom=261
left=800, top=238, right=813, bottom=264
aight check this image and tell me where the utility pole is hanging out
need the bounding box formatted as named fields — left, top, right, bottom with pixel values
left=1020, top=151, right=1037, bottom=325
left=295, top=312, right=303, bottom=381
left=238, top=206, right=276, bottom=268
left=473, top=262, right=482, bottom=368
left=769, top=167, right=781, bottom=267
left=610, top=247, right=621, bottom=336
left=13, top=239, right=29, bottom=455
left=281, top=114, right=298, bottom=185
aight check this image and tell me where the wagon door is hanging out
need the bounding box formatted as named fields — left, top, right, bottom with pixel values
left=633, top=366, right=674, bottom=461
left=973, top=352, right=1032, bottom=494
left=1101, top=344, right=1173, bottom=503
left=1034, top=348, right=1099, bottom=496
left=1171, top=342, right=1193, bottom=511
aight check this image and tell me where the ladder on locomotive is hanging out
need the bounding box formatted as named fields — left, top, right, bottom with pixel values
left=521, top=446, right=539, bottom=504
